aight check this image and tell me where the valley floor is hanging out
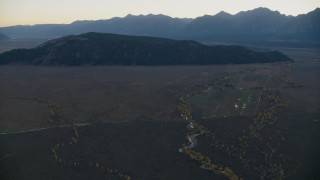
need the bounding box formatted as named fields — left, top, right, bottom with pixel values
left=0, top=48, right=319, bottom=179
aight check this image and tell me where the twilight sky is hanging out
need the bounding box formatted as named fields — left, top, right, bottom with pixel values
left=0, top=0, right=319, bottom=27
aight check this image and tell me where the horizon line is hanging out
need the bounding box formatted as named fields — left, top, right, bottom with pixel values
left=1, top=6, right=319, bottom=28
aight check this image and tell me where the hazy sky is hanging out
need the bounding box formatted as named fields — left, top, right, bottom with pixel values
left=0, top=0, right=319, bottom=27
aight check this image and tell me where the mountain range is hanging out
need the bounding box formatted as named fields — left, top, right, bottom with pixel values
left=0, top=32, right=291, bottom=66
left=0, top=7, right=319, bottom=44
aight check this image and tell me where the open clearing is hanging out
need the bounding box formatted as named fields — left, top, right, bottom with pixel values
left=0, top=63, right=290, bottom=132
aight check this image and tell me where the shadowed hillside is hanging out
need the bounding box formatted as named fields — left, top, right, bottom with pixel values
left=0, top=32, right=291, bottom=66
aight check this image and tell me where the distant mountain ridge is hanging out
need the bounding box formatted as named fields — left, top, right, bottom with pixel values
left=0, top=7, right=319, bottom=44
left=0, top=32, right=291, bottom=66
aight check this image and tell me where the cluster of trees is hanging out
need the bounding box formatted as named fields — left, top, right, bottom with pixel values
left=279, top=77, right=304, bottom=88
left=94, top=163, right=131, bottom=180
left=177, top=67, right=291, bottom=179
left=234, top=90, right=288, bottom=179
left=48, top=102, right=64, bottom=123
left=178, top=94, right=213, bottom=136
left=179, top=68, right=264, bottom=180
left=178, top=97, right=193, bottom=122
left=51, top=126, right=79, bottom=162
left=180, top=146, right=242, bottom=180
left=249, top=91, right=287, bottom=138
left=178, top=92, right=227, bottom=154
left=207, top=67, right=257, bottom=88
left=250, top=86, right=263, bottom=90
left=50, top=126, right=131, bottom=180
left=278, top=63, right=304, bottom=88
left=51, top=143, right=60, bottom=162
left=226, top=68, right=257, bottom=77
left=178, top=80, right=243, bottom=180
left=70, top=126, right=79, bottom=145
left=280, top=64, right=292, bottom=79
